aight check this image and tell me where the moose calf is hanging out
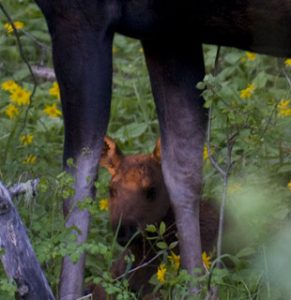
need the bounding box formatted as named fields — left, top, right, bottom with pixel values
left=91, top=136, right=219, bottom=299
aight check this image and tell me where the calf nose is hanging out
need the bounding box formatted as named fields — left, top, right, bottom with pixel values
left=117, top=223, right=138, bottom=246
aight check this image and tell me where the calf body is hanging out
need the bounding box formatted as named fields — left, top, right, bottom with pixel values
left=34, top=0, right=291, bottom=298
left=92, top=136, right=218, bottom=298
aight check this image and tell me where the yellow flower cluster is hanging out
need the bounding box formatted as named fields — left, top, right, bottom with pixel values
left=43, top=103, right=62, bottom=118
left=10, top=88, right=31, bottom=106
left=203, top=145, right=214, bottom=161
left=241, top=51, right=256, bottom=63
left=288, top=181, right=291, bottom=191
left=156, top=252, right=179, bottom=285
left=44, top=82, right=62, bottom=118
left=23, top=154, right=37, bottom=165
left=99, top=198, right=109, bottom=211
left=240, top=84, right=256, bottom=99
left=284, top=58, right=291, bottom=67
left=277, top=99, right=291, bottom=117
left=203, top=145, right=209, bottom=161
left=168, top=251, right=180, bottom=271
left=49, top=81, right=60, bottom=100
left=1, top=80, right=31, bottom=119
left=156, top=251, right=211, bottom=284
left=4, top=21, right=24, bottom=34
left=245, top=52, right=256, bottom=61
left=202, top=251, right=211, bottom=270
left=20, top=134, right=33, bottom=146
left=5, top=104, right=19, bottom=119
left=157, top=263, right=166, bottom=284
left=1, top=80, right=19, bottom=92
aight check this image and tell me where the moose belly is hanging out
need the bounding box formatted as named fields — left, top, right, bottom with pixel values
left=116, top=0, right=291, bottom=57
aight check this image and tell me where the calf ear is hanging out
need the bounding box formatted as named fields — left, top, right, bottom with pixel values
left=152, top=138, right=161, bottom=162
left=100, top=136, right=123, bottom=176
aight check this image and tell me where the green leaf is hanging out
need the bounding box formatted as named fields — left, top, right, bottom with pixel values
left=13, top=68, right=31, bottom=81
left=236, top=247, right=255, bottom=258
left=159, top=221, right=166, bottom=236
left=156, top=241, right=168, bottom=250
left=253, top=71, right=269, bottom=88
left=113, top=122, right=148, bottom=142
left=145, top=224, right=156, bottom=233
left=278, top=164, right=291, bottom=173
left=169, top=241, right=178, bottom=250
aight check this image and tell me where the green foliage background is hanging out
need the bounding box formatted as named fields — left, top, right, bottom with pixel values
left=0, top=0, right=291, bottom=299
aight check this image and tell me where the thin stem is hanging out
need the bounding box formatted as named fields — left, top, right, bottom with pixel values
left=205, top=46, right=235, bottom=300
left=114, top=251, right=164, bottom=280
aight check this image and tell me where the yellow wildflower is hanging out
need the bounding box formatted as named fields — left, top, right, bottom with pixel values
left=20, top=134, right=33, bottom=146
left=288, top=181, right=291, bottom=191
left=23, top=154, right=37, bottom=165
left=1, top=80, right=20, bottom=93
left=277, top=99, right=291, bottom=117
left=202, top=251, right=211, bottom=270
left=99, top=198, right=109, bottom=211
left=284, top=58, right=291, bottom=67
left=240, top=84, right=256, bottom=99
left=10, top=87, right=31, bottom=106
left=245, top=52, right=256, bottom=61
left=203, top=145, right=214, bottom=161
left=156, top=263, right=166, bottom=284
left=168, top=251, right=180, bottom=271
left=5, top=104, right=19, bottom=119
left=49, top=82, right=60, bottom=100
left=203, top=145, right=209, bottom=160
left=43, top=103, right=62, bottom=118
left=4, top=21, right=24, bottom=34
left=278, top=99, right=289, bottom=110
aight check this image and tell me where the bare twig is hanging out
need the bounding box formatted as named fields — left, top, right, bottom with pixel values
left=207, top=107, right=227, bottom=178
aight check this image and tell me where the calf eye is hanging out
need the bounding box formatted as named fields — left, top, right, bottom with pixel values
left=145, top=186, right=156, bottom=202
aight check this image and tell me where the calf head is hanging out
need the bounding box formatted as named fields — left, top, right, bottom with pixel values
left=100, top=137, right=219, bottom=254
left=100, top=136, right=170, bottom=246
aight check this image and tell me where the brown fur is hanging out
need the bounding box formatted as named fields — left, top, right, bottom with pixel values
left=91, top=137, right=219, bottom=299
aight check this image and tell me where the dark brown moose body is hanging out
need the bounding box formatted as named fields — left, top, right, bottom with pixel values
left=33, top=0, right=291, bottom=298
left=91, top=137, right=219, bottom=299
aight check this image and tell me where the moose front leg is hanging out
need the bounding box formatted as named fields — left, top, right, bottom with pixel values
left=35, top=4, right=115, bottom=299
left=57, top=39, right=113, bottom=300
left=143, top=39, right=207, bottom=274
left=57, top=37, right=113, bottom=300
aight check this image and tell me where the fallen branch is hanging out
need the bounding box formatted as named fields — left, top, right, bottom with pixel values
left=0, top=181, right=55, bottom=299
left=9, top=178, right=39, bottom=198
left=32, top=65, right=56, bottom=82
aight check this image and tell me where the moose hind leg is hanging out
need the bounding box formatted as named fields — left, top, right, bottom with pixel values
left=143, top=39, right=207, bottom=273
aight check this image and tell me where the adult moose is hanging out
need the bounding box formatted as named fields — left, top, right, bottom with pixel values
left=34, top=1, right=291, bottom=299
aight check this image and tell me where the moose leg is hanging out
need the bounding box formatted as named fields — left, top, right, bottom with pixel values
left=142, top=39, right=207, bottom=273
left=57, top=41, right=113, bottom=300
left=56, top=37, right=113, bottom=300
left=35, top=5, right=114, bottom=299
